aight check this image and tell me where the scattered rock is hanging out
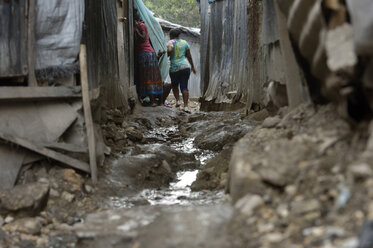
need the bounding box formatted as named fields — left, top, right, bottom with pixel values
left=63, top=169, right=84, bottom=192
left=0, top=182, right=49, bottom=217
left=258, top=168, right=288, bottom=188
left=262, top=232, right=284, bottom=244
left=249, top=109, right=270, bottom=122
left=5, top=216, right=14, bottom=224
left=4, top=217, right=42, bottom=235
left=262, top=116, right=281, bottom=128
left=285, top=185, right=297, bottom=197
left=0, top=216, right=4, bottom=226
left=291, top=199, right=321, bottom=216
left=348, top=163, right=373, bottom=180
left=62, top=192, right=75, bottom=203
left=126, top=127, right=144, bottom=142
left=161, top=160, right=172, bottom=174
left=192, top=148, right=232, bottom=191
left=84, top=184, right=94, bottom=194
left=49, top=189, right=60, bottom=198
left=130, top=199, right=150, bottom=206
left=235, top=194, right=264, bottom=216
left=194, top=123, right=251, bottom=151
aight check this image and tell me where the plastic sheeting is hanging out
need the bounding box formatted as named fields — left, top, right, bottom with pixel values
left=35, top=0, right=84, bottom=81
left=0, top=0, right=27, bottom=78
left=134, top=0, right=169, bottom=82
left=346, top=0, right=373, bottom=55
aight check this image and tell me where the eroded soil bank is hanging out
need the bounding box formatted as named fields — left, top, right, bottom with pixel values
left=1, top=103, right=372, bottom=248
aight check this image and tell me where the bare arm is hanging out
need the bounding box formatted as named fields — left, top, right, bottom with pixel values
left=167, top=43, right=174, bottom=57
left=186, top=49, right=196, bottom=74
left=135, top=28, right=146, bottom=42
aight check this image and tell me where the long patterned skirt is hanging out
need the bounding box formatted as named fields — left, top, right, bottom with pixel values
left=135, top=52, right=163, bottom=98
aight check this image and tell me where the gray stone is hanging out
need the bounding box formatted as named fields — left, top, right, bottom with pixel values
left=348, top=163, right=373, bottom=180
left=4, top=216, right=14, bottom=224
left=285, top=185, right=297, bottom=196
left=0, top=182, right=49, bottom=216
left=235, top=194, right=264, bottom=216
left=161, top=160, right=172, bottom=174
left=50, top=189, right=60, bottom=198
left=84, top=184, right=94, bottom=194
left=291, top=199, right=321, bottom=216
left=194, top=123, right=252, bottom=151
left=262, top=116, right=281, bottom=128
left=4, top=217, right=42, bottom=235
left=62, top=192, right=75, bottom=203
left=125, top=127, right=144, bottom=142
left=258, top=168, right=288, bottom=187
left=0, top=216, right=3, bottom=226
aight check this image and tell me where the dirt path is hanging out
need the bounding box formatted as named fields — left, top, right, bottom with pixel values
left=0, top=105, right=255, bottom=248
left=2, top=103, right=370, bottom=248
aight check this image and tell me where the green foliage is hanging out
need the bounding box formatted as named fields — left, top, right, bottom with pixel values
left=143, top=0, right=200, bottom=28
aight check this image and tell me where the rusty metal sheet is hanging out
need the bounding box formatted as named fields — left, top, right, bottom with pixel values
left=0, top=0, right=28, bottom=78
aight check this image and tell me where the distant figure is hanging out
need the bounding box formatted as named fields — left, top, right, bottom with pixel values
left=167, top=28, right=196, bottom=112
left=134, top=9, right=163, bottom=107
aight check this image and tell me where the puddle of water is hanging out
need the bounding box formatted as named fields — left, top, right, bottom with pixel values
left=108, top=125, right=224, bottom=208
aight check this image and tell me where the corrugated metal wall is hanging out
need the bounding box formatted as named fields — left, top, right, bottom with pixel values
left=0, top=0, right=28, bottom=78
left=200, top=0, right=309, bottom=111
left=84, top=0, right=129, bottom=109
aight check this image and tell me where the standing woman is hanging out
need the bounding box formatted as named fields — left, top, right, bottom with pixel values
left=134, top=9, right=163, bottom=107
left=167, top=29, right=196, bottom=112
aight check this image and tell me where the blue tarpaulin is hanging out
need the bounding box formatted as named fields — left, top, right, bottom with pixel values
left=134, top=0, right=169, bottom=81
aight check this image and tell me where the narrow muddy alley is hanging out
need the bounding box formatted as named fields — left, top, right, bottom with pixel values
left=69, top=106, right=256, bottom=247
left=7, top=105, right=256, bottom=248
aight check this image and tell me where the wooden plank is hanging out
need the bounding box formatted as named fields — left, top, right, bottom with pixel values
left=27, top=0, right=37, bottom=86
left=117, top=1, right=127, bottom=82
left=80, top=45, right=98, bottom=183
left=0, top=132, right=90, bottom=173
left=128, top=0, right=134, bottom=86
left=0, top=144, right=25, bottom=190
left=0, top=86, right=82, bottom=101
left=274, top=1, right=310, bottom=109
left=44, top=142, right=88, bottom=153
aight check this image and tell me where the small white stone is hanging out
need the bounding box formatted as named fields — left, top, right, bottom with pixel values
left=5, top=216, right=14, bottom=224
left=276, top=204, right=289, bottom=218
left=285, top=185, right=297, bottom=196
left=235, top=194, right=264, bottom=216
left=62, top=191, right=75, bottom=203
left=349, top=163, right=373, bottom=179
left=84, top=184, right=93, bottom=194
left=257, top=222, right=274, bottom=233
left=49, top=189, right=60, bottom=198
left=263, top=233, right=283, bottom=243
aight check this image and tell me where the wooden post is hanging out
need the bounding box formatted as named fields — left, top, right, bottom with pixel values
left=128, top=0, right=134, bottom=86
left=79, top=45, right=98, bottom=183
left=274, top=1, right=310, bottom=109
left=27, top=0, right=37, bottom=86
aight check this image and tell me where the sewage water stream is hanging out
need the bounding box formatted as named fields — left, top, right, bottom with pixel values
left=108, top=125, right=226, bottom=208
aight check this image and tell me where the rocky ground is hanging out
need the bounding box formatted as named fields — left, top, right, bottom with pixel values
left=0, top=101, right=372, bottom=247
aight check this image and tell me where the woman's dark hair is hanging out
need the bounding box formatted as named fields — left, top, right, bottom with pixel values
left=134, top=8, right=141, bottom=21
left=170, top=28, right=182, bottom=39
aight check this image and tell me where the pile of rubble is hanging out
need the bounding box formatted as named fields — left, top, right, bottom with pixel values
left=227, top=103, right=373, bottom=247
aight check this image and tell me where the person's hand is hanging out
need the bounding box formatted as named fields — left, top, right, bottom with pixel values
left=157, top=50, right=165, bottom=57
left=191, top=67, right=196, bottom=74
